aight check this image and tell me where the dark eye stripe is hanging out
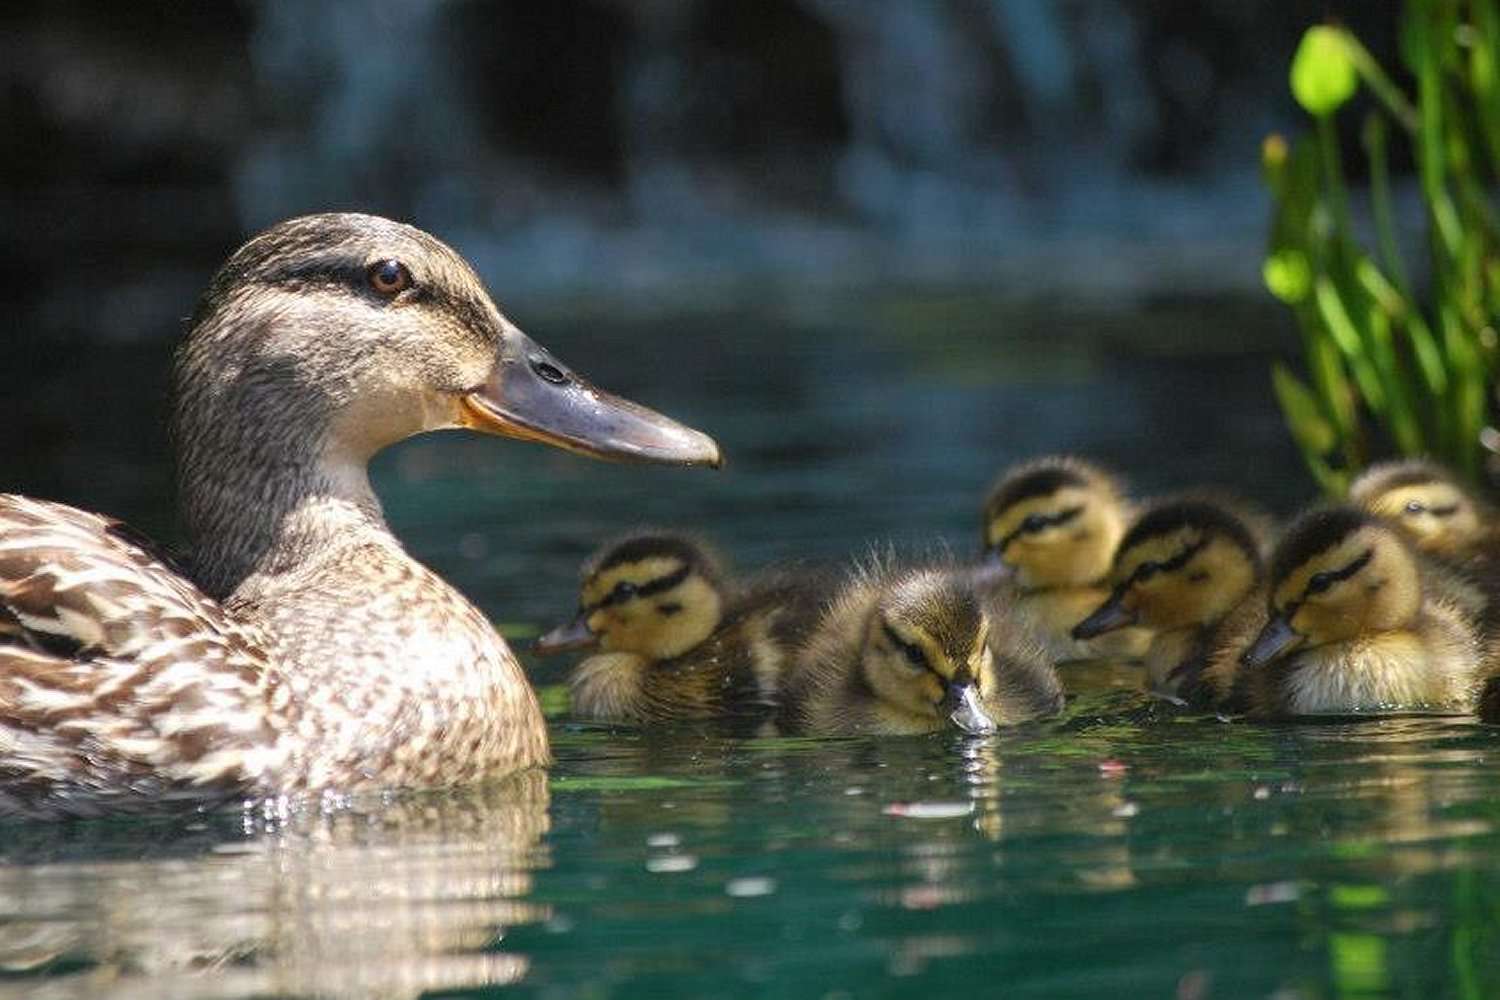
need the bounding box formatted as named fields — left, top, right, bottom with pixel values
left=995, top=504, right=1085, bottom=553
left=1299, top=547, right=1373, bottom=601
left=1123, top=535, right=1209, bottom=587
left=881, top=622, right=930, bottom=671
left=1428, top=504, right=1460, bottom=518
left=586, top=563, right=692, bottom=612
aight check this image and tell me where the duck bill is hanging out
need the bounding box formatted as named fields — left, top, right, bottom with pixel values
left=460, top=327, right=722, bottom=468
left=1071, top=590, right=1136, bottom=640
left=942, top=679, right=998, bottom=736
left=1241, top=613, right=1301, bottom=668
left=533, top=614, right=599, bottom=656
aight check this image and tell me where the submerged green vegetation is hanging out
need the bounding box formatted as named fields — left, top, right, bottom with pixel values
left=1265, top=2, right=1500, bottom=494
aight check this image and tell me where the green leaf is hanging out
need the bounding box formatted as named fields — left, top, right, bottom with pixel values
left=1291, top=26, right=1359, bottom=116
left=1271, top=363, right=1338, bottom=455
left=1263, top=250, right=1312, bottom=303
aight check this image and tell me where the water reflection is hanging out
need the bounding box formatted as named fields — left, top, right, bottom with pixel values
left=0, top=770, right=549, bottom=1000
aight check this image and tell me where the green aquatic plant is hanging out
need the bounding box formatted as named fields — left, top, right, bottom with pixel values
left=1265, top=4, right=1500, bottom=495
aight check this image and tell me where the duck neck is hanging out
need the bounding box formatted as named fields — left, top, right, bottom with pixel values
left=178, top=416, right=393, bottom=603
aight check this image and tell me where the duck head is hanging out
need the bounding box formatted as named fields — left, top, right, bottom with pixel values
left=1242, top=508, right=1420, bottom=668
left=1074, top=499, right=1262, bottom=639
left=860, top=570, right=997, bottom=735
left=1349, top=459, right=1484, bottom=558
left=980, top=457, right=1130, bottom=590
left=535, top=533, right=724, bottom=660
left=173, top=214, right=720, bottom=596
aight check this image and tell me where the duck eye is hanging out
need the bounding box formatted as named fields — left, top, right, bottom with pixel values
left=1404, top=500, right=1426, bottom=515
left=1307, top=571, right=1334, bottom=594
left=1022, top=513, right=1048, bottom=533
left=368, top=259, right=412, bottom=296
left=613, top=581, right=637, bottom=601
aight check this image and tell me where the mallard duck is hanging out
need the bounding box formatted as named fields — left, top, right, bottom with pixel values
left=1236, top=506, right=1483, bottom=717
left=979, top=456, right=1152, bottom=662
left=532, top=532, right=826, bottom=723
left=1071, top=498, right=1266, bottom=709
left=0, top=212, right=721, bottom=818
left=779, top=561, right=1063, bottom=736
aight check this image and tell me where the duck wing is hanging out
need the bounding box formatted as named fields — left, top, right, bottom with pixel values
left=0, top=495, right=280, bottom=817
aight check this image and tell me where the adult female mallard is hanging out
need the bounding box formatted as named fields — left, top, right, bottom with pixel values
left=0, top=213, right=721, bottom=818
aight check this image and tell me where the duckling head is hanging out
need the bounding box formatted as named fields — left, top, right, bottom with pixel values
left=1242, top=507, right=1420, bottom=667
left=860, top=570, right=997, bottom=735
left=535, top=534, right=724, bottom=660
left=1073, top=499, right=1262, bottom=638
left=175, top=213, right=720, bottom=596
left=980, top=457, right=1128, bottom=589
left=1348, top=459, right=1484, bottom=557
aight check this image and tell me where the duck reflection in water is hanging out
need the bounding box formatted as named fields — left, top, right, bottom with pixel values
left=0, top=770, right=549, bottom=1000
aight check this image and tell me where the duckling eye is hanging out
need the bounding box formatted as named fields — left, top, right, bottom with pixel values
left=881, top=622, right=927, bottom=671
left=1021, top=513, right=1049, bottom=533
left=368, top=259, right=412, bottom=296
left=1307, top=571, right=1334, bottom=594
left=1403, top=500, right=1427, bottom=515
left=612, top=581, right=638, bottom=602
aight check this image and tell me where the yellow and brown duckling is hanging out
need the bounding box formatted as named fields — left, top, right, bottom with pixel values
left=534, top=532, right=825, bottom=723
left=979, top=456, right=1152, bottom=662
left=1349, top=458, right=1497, bottom=561
left=1350, top=458, right=1500, bottom=632
left=779, top=562, right=1063, bottom=736
left=1072, top=498, right=1266, bottom=709
left=0, top=213, right=721, bottom=818
left=1236, top=506, right=1484, bottom=717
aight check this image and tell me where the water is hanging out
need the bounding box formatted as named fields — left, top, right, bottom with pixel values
left=8, top=292, right=1500, bottom=998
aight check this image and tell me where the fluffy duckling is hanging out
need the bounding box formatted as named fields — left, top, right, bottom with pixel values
left=1237, top=507, right=1483, bottom=717
left=1350, top=458, right=1500, bottom=633
left=1072, top=498, right=1266, bottom=709
left=1349, top=459, right=1496, bottom=561
left=779, top=562, right=1063, bottom=736
left=979, top=456, right=1152, bottom=662
left=534, top=533, right=823, bottom=723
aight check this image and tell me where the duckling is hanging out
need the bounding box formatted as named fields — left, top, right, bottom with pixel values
left=533, top=532, right=826, bottom=723
left=1349, top=458, right=1500, bottom=632
left=1071, top=498, right=1266, bottom=709
left=0, top=213, right=721, bottom=818
left=780, top=562, right=1063, bottom=736
left=1237, top=507, right=1484, bottom=717
left=1349, top=458, right=1496, bottom=561
left=979, top=456, right=1152, bottom=662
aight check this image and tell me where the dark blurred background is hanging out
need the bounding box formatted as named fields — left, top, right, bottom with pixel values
left=1, top=2, right=1406, bottom=622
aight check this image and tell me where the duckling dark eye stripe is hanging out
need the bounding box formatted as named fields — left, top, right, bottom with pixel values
left=1301, top=547, right=1373, bottom=599
left=1428, top=504, right=1460, bottom=518
left=996, top=505, right=1085, bottom=552
left=881, top=622, right=930, bottom=670
left=1124, top=536, right=1209, bottom=586
left=586, top=563, right=692, bottom=612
